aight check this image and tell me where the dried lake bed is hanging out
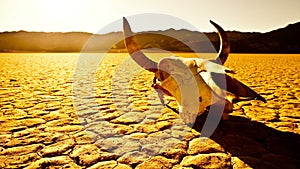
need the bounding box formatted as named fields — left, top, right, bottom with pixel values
left=0, top=53, right=300, bottom=168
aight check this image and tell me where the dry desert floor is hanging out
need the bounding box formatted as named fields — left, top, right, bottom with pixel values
left=0, top=53, right=300, bottom=169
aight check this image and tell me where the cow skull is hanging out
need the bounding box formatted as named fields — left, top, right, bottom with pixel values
left=123, top=17, right=266, bottom=125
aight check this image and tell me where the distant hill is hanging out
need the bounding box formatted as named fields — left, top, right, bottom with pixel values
left=0, top=31, right=122, bottom=52
left=0, top=22, right=299, bottom=53
left=228, top=22, right=300, bottom=53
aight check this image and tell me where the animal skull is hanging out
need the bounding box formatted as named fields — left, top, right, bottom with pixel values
left=123, top=17, right=266, bottom=125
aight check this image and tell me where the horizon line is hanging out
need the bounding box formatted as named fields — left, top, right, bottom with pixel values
left=0, top=21, right=298, bottom=35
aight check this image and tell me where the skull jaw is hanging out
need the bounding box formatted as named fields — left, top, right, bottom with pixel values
left=203, top=99, right=233, bottom=121
left=177, top=100, right=232, bottom=126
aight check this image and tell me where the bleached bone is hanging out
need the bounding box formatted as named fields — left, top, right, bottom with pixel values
left=123, top=17, right=266, bottom=125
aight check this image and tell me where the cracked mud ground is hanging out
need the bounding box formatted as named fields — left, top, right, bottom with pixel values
left=0, top=53, right=300, bottom=169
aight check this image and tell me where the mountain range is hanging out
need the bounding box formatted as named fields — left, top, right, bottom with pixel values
left=0, top=22, right=299, bottom=53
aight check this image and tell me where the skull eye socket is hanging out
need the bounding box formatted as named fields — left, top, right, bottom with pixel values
left=199, top=96, right=202, bottom=102
left=158, top=70, right=170, bottom=82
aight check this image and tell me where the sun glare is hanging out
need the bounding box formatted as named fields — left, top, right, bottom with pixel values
left=30, top=0, right=90, bottom=32
left=36, top=0, right=80, bottom=19
left=0, top=0, right=298, bottom=33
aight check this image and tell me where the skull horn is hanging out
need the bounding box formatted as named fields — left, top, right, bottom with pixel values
left=123, top=17, right=158, bottom=73
left=210, top=20, right=230, bottom=65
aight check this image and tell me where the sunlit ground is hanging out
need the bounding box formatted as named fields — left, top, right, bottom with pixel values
left=0, top=53, right=300, bottom=168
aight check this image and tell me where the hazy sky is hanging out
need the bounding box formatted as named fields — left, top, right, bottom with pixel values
left=0, top=0, right=299, bottom=33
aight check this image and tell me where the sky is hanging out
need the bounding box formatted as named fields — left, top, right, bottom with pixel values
left=0, top=0, right=299, bottom=33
